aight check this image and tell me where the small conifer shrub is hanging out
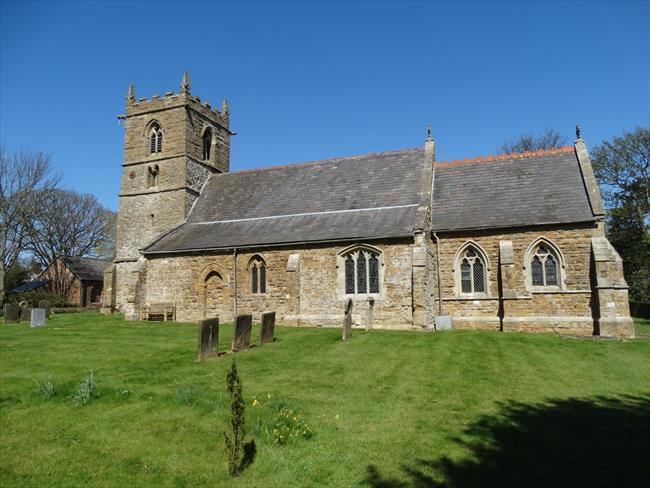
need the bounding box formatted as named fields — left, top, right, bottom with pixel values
left=224, top=360, right=246, bottom=476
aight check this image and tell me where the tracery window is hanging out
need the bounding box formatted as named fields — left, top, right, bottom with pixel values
left=149, top=123, right=163, bottom=154
left=202, top=128, right=212, bottom=161
left=530, top=245, right=559, bottom=287
left=457, top=246, right=487, bottom=295
left=342, top=247, right=381, bottom=295
left=250, top=256, right=267, bottom=294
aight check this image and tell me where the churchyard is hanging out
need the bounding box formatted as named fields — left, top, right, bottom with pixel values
left=1, top=312, right=648, bottom=487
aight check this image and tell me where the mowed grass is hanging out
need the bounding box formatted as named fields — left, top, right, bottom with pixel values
left=1, top=313, right=649, bottom=488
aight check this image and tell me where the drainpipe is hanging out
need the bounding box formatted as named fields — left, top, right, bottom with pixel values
left=433, top=232, right=443, bottom=316
left=232, top=249, right=238, bottom=319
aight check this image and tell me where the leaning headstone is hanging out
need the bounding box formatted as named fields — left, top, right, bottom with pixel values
left=30, top=308, right=47, bottom=328
left=232, top=314, right=252, bottom=352
left=366, top=297, right=375, bottom=331
left=38, top=300, right=51, bottom=319
left=197, top=317, right=219, bottom=361
left=342, top=299, right=353, bottom=341
left=260, top=311, right=276, bottom=344
left=4, top=304, right=19, bottom=324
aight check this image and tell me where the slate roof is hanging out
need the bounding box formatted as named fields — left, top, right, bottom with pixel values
left=61, top=256, right=111, bottom=281
left=144, top=148, right=426, bottom=254
left=9, top=279, right=51, bottom=293
left=430, top=147, right=596, bottom=232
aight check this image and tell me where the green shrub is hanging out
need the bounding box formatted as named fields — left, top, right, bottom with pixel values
left=272, top=407, right=313, bottom=445
left=8, top=292, right=72, bottom=308
left=33, top=375, right=57, bottom=400
left=224, top=360, right=247, bottom=477
left=73, top=370, right=98, bottom=406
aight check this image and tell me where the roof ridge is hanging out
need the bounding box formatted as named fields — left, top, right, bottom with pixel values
left=63, top=255, right=111, bottom=262
left=229, top=146, right=423, bottom=175
left=434, top=145, right=575, bottom=168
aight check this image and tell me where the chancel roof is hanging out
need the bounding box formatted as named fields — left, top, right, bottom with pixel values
left=430, top=147, right=596, bottom=232
left=144, top=148, right=426, bottom=254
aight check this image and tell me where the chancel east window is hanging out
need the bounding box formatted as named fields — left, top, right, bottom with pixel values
left=202, top=128, right=212, bottom=161
left=250, top=256, right=267, bottom=294
left=343, top=248, right=381, bottom=295
left=458, top=247, right=486, bottom=295
left=530, top=245, right=559, bottom=287
left=149, top=123, right=163, bottom=154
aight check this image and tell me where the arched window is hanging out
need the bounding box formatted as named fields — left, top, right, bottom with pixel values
left=149, top=123, right=163, bottom=154
left=453, top=243, right=489, bottom=296
left=341, top=246, right=382, bottom=295
left=202, top=128, right=212, bottom=161
left=530, top=245, right=559, bottom=287
left=250, top=255, right=267, bottom=294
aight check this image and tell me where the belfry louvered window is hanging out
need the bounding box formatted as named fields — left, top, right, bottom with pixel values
left=149, top=123, right=163, bottom=154
left=202, top=128, right=212, bottom=161
left=250, top=256, right=267, bottom=294
left=531, top=245, right=558, bottom=286
left=343, top=248, right=381, bottom=295
left=459, top=247, right=486, bottom=294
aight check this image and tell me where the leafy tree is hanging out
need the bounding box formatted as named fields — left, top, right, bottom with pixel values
left=499, top=129, right=568, bottom=154
left=25, top=189, right=116, bottom=296
left=0, top=147, right=60, bottom=303
left=592, top=127, right=650, bottom=303
left=592, top=127, right=649, bottom=235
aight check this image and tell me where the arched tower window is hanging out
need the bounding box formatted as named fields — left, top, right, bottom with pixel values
left=149, top=123, right=163, bottom=154
left=250, top=255, right=267, bottom=294
left=524, top=238, right=565, bottom=290
left=340, top=245, right=382, bottom=295
left=202, top=128, right=212, bottom=161
left=454, top=242, right=489, bottom=296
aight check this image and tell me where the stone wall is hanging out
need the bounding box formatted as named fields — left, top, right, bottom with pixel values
left=142, top=239, right=416, bottom=329
left=431, top=223, right=634, bottom=337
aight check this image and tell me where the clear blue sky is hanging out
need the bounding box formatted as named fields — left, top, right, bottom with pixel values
left=1, top=0, right=648, bottom=211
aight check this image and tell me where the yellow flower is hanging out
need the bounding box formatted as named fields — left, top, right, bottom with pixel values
left=252, top=399, right=259, bottom=407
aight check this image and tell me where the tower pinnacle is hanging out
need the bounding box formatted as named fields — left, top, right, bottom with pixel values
left=180, top=71, right=191, bottom=94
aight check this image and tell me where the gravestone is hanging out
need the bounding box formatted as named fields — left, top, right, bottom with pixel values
left=342, top=299, right=353, bottom=341
left=19, top=304, right=32, bottom=323
left=38, top=300, right=51, bottom=319
left=30, top=308, right=47, bottom=328
left=197, top=317, right=219, bottom=361
left=260, top=311, right=276, bottom=344
left=4, top=304, right=19, bottom=324
left=232, top=314, right=252, bottom=352
left=366, top=297, right=375, bottom=331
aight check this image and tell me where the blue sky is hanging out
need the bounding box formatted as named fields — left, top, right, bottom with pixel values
left=1, top=0, right=648, bottom=211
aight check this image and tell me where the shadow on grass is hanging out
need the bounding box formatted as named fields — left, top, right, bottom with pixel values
left=363, top=395, right=650, bottom=488
left=241, top=439, right=257, bottom=472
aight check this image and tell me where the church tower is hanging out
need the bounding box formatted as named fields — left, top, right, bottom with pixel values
left=107, top=73, right=232, bottom=318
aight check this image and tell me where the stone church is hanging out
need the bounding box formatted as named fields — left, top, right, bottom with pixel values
left=102, top=74, right=635, bottom=338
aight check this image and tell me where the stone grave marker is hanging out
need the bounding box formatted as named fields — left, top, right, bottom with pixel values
left=4, top=304, right=19, bottom=324
left=19, top=303, right=32, bottom=323
left=197, top=317, right=219, bottom=361
left=31, top=308, right=47, bottom=328
left=232, top=314, right=252, bottom=352
left=38, top=300, right=51, bottom=318
left=342, top=298, right=353, bottom=341
left=260, top=311, right=276, bottom=344
left=366, top=297, right=375, bottom=331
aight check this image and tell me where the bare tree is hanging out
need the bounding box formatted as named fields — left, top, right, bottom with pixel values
left=26, top=189, right=116, bottom=295
left=499, top=129, right=568, bottom=154
left=0, top=147, right=60, bottom=303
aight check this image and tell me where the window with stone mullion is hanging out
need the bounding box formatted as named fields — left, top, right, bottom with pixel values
left=251, top=264, right=258, bottom=293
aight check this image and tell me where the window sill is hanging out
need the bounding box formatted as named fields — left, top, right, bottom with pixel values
left=445, top=295, right=494, bottom=301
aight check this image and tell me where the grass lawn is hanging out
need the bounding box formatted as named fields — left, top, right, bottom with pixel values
left=1, top=313, right=649, bottom=488
left=634, top=316, right=650, bottom=337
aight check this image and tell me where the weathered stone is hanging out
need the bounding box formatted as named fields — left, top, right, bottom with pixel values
left=197, top=317, right=219, bottom=360
left=366, top=297, right=375, bottom=331
left=232, top=314, right=252, bottom=351
left=19, top=304, right=32, bottom=323
left=342, top=299, right=353, bottom=341
left=4, top=304, right=19, bottom=324
left=31, top=308, right=47, bottom=328
left=260, top=311, right=276, bottom=344
left=38, top=300, right=51, bottom=319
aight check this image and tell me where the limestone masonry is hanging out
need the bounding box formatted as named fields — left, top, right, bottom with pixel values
left=103, top=74, right=635, bottom=338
